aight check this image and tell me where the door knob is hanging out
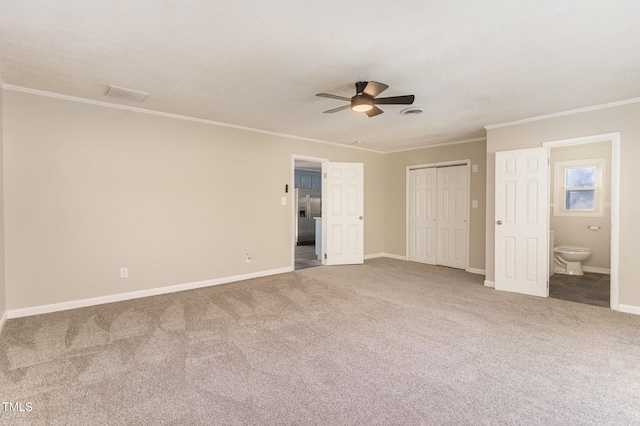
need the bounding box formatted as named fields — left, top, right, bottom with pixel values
left=496, top=220, right=503, bottom=225
left=359, top=216, right=363, bottom=220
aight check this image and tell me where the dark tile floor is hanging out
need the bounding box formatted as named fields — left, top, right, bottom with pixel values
left=549, top=272, right=610, bottom=308
left=295, top=243, right=321, bottom=270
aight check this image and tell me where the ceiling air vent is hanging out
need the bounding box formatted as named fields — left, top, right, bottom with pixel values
left=400, top=107, right=423, bottom=116
left=105, top=85, right=149, bottom=102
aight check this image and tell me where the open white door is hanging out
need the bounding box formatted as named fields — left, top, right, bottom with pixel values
left=495, top=147, right=549, bottom=297
left=408, top=168, right=437, bottom=264
left=323, top=162, right=364, bottom=265
left=437, top=165, right=468, bottom=269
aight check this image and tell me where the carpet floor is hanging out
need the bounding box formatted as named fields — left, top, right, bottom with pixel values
left=1, top=258, right=639, bottom=425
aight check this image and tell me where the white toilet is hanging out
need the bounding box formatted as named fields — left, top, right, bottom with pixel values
left=553, top=246, right=592, bottom=275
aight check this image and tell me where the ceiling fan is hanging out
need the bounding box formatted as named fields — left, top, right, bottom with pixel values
left=316, top=81, right=415, bottom=117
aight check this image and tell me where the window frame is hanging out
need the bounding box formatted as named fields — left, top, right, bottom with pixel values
left=553, top=157, right=605, bottom=217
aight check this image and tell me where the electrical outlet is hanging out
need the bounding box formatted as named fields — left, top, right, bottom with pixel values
left=246, top=253, right=252, bottom=263
left=120, top=267, right=128, bottom=278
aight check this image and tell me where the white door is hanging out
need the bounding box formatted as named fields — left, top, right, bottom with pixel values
left=495, top=147, right=549, bottom=297
left=323, top=162, right=364, bottom=265
left=437, top=166, right=468, bottom=269
left=408, top=168, right=437, bottom=264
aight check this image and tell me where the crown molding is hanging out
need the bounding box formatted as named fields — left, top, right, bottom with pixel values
left=485, top=97, right=640, bottom=130
left=384, top=137, right=486, bottom=154
left=1, top=84, right=385, bottom=154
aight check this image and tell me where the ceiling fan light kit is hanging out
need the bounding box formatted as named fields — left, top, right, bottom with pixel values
left=351, top=96, right=374, bottom=112
left=316, top=81, right=415, bottom=118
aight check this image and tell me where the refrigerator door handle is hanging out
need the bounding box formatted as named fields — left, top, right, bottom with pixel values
left=306, top=194, right=311, bottom=231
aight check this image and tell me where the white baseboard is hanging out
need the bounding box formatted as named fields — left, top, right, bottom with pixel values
left=367, top=254, right=485, bottom=272
left=484, top=280, right=495, bottom=288
left=582, top=266, right=611, bottom=274
left=364, top=253, right=407, bottom=261
left=618, top=304, right=640, bottom=316
left=7, top=266, right=293, bottom=319
left=364, top=253, right=384, bottom=259
left=0, top=310, right=7, bottom=335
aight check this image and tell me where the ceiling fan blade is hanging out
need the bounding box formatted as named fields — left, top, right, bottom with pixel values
left=316, top=93, right=351, bottom=101
left=365, top=106, right=384, bottom=117
left=323, top=105, right=351, bottom=113
left=363, top=81, right=389, bottom=97
left=374, top=95, right=415, bottom=105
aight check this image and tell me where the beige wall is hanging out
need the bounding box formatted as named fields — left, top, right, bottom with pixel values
left=550, top=142, right=611, bottom=270
left=0, top=90, right=5, bottom=319
left=383, top=140, right=487, bottom=271
left=486, top=102, right=640, bottom=307
left=2, top=89, right=384, bottom=310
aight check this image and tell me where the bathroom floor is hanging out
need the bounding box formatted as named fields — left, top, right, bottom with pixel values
left=549, top=272, right=610, bottom=308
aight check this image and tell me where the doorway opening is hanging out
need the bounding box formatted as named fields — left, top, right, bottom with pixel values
left=293, top=157, right=324, bottom=270
left=545, top=136, right=617, bottom=309
left=406, top=160, right=471, bottom=271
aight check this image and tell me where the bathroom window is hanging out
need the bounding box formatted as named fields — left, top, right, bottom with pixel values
left=554, top=158, right=605, bottom=217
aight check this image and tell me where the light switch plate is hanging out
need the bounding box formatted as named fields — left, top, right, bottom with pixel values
left=472, top=200, right=478, bottom=208
left=472, top=164, right=478, bottom=173
left=282, top=197, right=287, bottom=205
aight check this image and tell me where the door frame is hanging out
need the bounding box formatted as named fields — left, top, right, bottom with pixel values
left=406, top=159, right=471, bottom=271
left=542, top=132, right=620, bottom=311
left=291, top=155, right=328, bottom=269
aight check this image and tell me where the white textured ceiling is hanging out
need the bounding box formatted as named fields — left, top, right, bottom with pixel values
left=1, top=1, right=640, bottom=152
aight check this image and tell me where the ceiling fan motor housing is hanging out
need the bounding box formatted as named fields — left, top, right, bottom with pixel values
left=355, top=81, right=369, bottom=94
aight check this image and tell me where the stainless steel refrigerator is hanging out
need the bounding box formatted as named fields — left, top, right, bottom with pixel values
left=296, top=189, right=321, bottom=244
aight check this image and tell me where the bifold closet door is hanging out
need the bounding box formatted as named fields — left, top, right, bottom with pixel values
left=408, top=168, right=437, bottom=264
left=436, top=165, right=468, bottom=269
